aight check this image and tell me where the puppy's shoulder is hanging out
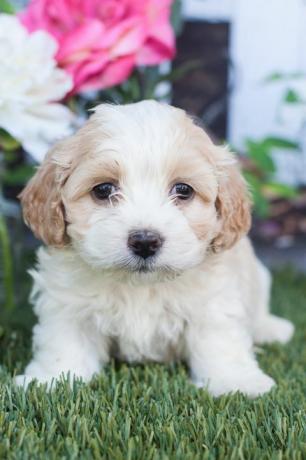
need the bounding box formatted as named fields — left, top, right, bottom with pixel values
left=31, top=246, right=92, bottom=294
left=196, top=237, right=257, bottom=282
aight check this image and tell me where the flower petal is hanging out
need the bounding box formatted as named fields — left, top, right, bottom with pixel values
left=79, top=55, right=135, bottom=92
left=57, top=20, right=106, bottom=63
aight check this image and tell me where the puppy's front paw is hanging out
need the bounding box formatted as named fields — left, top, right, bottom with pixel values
left=193, top=370, right=275, bottom=398
left=237, top=373, right=275, bottom=398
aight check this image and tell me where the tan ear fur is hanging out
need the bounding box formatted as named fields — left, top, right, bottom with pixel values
left=211, top=151, right=251, bottom=253
left=19, top=144, right=72, bottom=247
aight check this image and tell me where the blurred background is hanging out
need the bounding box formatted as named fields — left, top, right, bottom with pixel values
left=1, top=0, right=306, bottom=326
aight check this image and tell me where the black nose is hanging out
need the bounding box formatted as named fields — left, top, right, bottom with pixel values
left=128, top=230, right=163, bottom=259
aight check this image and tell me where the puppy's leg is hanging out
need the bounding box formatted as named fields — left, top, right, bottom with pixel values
left=186, top=308, right=275, bottom=397
left=15, top=319, right=108, bottom=388
left=252, top=263, right=294, bottom=345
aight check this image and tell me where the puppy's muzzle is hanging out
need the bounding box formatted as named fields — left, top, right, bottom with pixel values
left=128, top=230, right=163, bottom=259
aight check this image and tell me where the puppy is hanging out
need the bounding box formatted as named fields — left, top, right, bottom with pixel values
left=17, top=101, right=294, bottom=396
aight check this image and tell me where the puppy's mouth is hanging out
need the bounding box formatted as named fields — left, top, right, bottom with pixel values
left=118, top=255, right=177, bottom=276
left=122, top=256, right=158, bottom=273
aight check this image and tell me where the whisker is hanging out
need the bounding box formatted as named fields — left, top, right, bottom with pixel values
left=108, top=190, right=124, bottom=207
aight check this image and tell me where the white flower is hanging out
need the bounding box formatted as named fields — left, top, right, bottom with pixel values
left=0, top=14, right=75, bottom=162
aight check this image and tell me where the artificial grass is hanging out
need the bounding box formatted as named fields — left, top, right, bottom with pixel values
left=0, top=269, right=305, bottom=459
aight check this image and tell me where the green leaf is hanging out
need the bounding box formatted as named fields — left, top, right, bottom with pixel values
left=0, top=215, right=14, bottom=310
left=3, top=164, right=35, bottom=185
left=264, top=182, right=298, bottom=199
left=2, top=150, right=19, bottom=164
left=158, top=60, right=202, bottom=84
left=0, top=0, right=14, bottom=14
left=243, top=171, right=269, bottom=217
left=265, top=72, right=284, bottom=82
left=244, top=136, right=299, bottom=178
left=265, top=71, right=304, bottom=82
left=245, top=139, right=275, bottom=174
left=263, top=136, right=299, bottom=150
left=0, top=129, right=20, bottom=151
left=171, top=0, right=183, bottom=35
left=283, top=89, right=304, bottom=104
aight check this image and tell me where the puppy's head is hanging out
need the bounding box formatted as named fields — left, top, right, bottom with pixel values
left=20, top=101, right=251, bottom=275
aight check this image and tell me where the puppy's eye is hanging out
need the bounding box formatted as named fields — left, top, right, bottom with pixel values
left=92, top=182, right=116, bottom=200
left=170, top=183, right=194, bottom=200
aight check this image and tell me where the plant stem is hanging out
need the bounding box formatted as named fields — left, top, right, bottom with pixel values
left=0, top=213, right=14, bottom=310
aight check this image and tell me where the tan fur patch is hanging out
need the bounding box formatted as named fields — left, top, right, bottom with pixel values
left=211, top=154, right=251, bottom=252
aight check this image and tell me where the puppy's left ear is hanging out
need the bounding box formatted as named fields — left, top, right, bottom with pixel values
left=211, top=148, right=251, bottom=252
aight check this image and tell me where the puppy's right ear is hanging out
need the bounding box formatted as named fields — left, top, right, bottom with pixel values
left=19, top=140, right=73, bottom=247
left=211, top=147, right=251, bottom=252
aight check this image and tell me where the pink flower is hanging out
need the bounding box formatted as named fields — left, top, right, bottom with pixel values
left=20, top=0, right=175, bottom=94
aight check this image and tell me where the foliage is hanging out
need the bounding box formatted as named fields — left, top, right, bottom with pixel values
left=265, top=72, right=306, bottom=105
left=0, top=0, right=14, bottom=14
left=241, top=137, right=299, bottom=217
left=0, top=269, right=305, bottom=459
left=1, top=149, right=35, bottom=188
left=0, top=129, right=20, bottom=152
left=0, top=215, right=14, bottom=310
left=78, top=59, right=201, bottom=109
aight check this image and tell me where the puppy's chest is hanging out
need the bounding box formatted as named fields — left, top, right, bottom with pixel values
left=91, top=286, right=187, bottom=363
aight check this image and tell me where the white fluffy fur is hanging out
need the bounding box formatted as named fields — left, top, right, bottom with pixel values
left=16, top=101, right=294, bottom=397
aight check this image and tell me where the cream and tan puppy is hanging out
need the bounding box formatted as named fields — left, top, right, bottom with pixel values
left=17, top=101, right=294, bottom=396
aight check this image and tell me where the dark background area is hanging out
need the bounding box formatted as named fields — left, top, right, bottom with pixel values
left=173, top=21, right=230, bottom=141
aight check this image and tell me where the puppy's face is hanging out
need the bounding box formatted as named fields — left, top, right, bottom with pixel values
left=21, top=102, right=251, bottom=275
